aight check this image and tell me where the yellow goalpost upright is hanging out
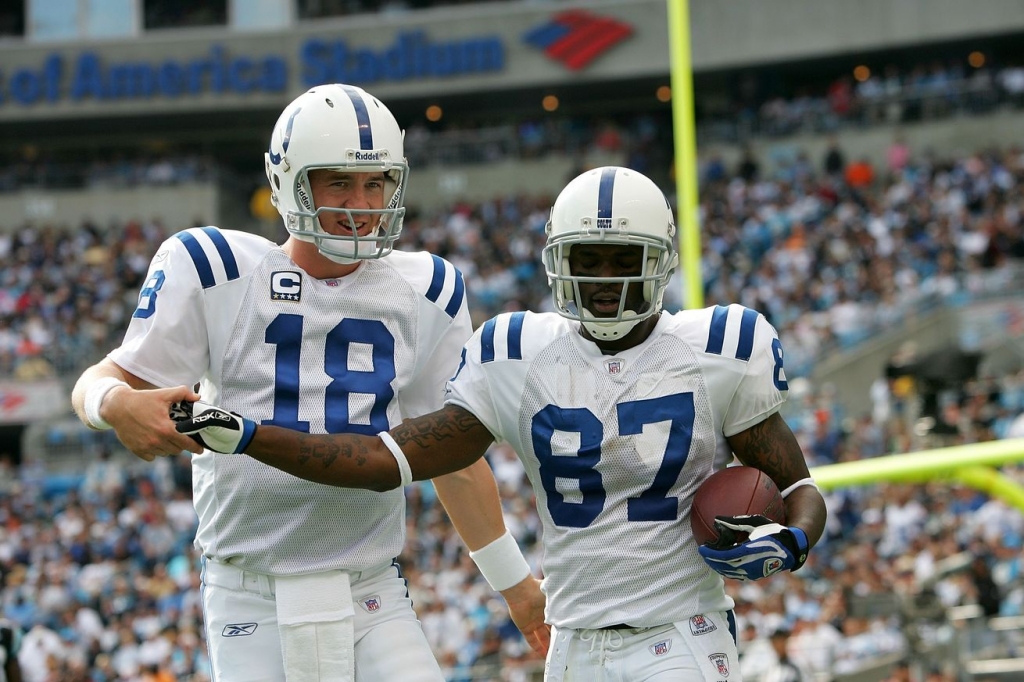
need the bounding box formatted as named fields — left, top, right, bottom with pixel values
left=810, top=438, right=1024, bottom=511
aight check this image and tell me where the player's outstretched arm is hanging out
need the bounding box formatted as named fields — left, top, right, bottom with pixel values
left=697, top=412, right=827, bottom=581
left=72, top=358, right=204, bottom=461
left=176, top=402, right=495, bottom=491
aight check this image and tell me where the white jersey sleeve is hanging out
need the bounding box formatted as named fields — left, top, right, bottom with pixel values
left=109, top=227, right=273, bottom=388
left=708, top=304, right=789, bottom=436
left=389, top=253, right=472, bottom=418
left=445, top=311, right=549, bottom=441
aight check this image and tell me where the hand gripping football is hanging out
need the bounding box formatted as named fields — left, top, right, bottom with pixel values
left=690, top=466, right=786, bottom=547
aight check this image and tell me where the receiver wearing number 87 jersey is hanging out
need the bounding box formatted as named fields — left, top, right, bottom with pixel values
left=112, top=226, right=471, bottom=574
left=446, top=303, right=788, bottom=629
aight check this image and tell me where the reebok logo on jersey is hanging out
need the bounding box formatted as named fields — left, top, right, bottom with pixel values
left=689, top=614, right=718, bottom=635
left=360, top=595, right=382, bottom=612
left=650, top=640, right=671, bottom=656
left=708, top=653, right=730, bottom=677
left=271, top=271, right=302, bottom=302
left=223, top=623, right=258, bottom=637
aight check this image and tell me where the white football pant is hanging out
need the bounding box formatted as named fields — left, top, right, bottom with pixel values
left=544, top=611, right=741, bottom=682
left=201, top=559, right=444, bottom=682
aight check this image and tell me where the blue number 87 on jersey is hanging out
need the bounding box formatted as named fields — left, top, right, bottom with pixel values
left=531, top=392, right=695, bottom=528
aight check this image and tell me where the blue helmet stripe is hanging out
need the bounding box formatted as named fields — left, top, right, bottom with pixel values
left=597, top=167, right=617, bottom=228
left=341, top=85, right=373, bottom=150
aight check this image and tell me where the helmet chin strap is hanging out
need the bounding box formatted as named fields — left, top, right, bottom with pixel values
left=287, top=214, right=384, bottom=264
left=580, top=307, right=643, bottom=341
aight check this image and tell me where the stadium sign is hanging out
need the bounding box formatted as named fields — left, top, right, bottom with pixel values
left=0, top=32, right=504, bottom=106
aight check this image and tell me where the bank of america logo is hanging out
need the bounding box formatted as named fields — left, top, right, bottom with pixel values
left=523, top=10, right=633, bottom=71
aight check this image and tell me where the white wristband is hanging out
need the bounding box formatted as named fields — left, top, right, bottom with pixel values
left=377, top=432, right=413, bottom=488
left=780, top=477, right=819, bottom=499
left=469, top=530, right=531, bottom=592
left=84, top=377, right=130, bottom=431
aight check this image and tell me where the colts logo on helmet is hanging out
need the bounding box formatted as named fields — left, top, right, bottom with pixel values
left=268, top=106, right=302, bottom=166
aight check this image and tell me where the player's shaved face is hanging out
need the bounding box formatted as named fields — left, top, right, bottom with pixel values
left=568, top=243, right=646, bottom=316
left=308, top=169, right=385, bottom=236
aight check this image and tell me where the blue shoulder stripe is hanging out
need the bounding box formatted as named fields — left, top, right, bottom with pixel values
left=480, top=313, right=526, bottom=364
left=201, top=227, right=239, bottom=281
left=705, top=305, right=728, bottom=355
left=445, top=268, right=465, bottom=319
left=480, top=318, right=497, bottom=363
left=705, top=305, right=760, bottom=362
left=175, top=232, right=215, bottom=289
left=425, top=255, right=464, bottom=319
left=175, top=229, right=239, bottom=289
left=426, top=255, right=445, bottom=303
left=507, top=311, right=525, bottom=360
left=735, top=307, right=759, bottom=362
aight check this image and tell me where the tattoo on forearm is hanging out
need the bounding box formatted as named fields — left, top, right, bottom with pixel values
left=290, top=433, right=369, bottom=469
left=393, top=407, right=480, bottom=451
left=742, top=415, right=804, bottom=482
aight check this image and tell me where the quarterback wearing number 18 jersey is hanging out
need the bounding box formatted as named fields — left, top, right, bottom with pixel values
left=111, top=226, right=471, bottom=575
left=446, top=303, right=788, bottom=629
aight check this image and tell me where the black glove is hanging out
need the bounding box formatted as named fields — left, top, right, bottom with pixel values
left=169, top=400, right=256, bottom=454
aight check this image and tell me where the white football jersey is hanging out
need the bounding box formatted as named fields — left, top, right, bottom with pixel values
left=446, top=305, right=790, bottom=629
left=110, top=226, right=471, bottom=575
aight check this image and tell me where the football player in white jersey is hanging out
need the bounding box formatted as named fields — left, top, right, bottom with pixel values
left=176, top=166, right=828, bottom=681
left=71, top=84, right=546, bottom=682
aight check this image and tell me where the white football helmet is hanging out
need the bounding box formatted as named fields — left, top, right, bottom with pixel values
left=542, top=167, right=679, bottom=340
left=264, top=84, right=409, bottom=263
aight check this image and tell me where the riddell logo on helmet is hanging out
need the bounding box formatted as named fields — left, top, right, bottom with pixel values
left=354, top=151, right=383, bottom=161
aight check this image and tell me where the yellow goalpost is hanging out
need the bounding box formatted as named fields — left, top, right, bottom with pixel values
left=665, top=3, right=1024, bottom=508
left=810, top=438, right=1024, bottom=511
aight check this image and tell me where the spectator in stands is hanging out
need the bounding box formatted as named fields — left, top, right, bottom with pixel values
left=844, top=156, right=876, bottom=189
left=762, top=625, right=813, bottom=682
left=822, top=136, right=846, bottom=177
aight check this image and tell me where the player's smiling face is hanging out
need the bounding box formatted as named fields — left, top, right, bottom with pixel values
left=568, top=243, right=646, bottom=317
left=308, top=169, right=385, bottom=237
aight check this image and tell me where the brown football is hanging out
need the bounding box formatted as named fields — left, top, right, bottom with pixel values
left=690, top=466, right=786, bottom=546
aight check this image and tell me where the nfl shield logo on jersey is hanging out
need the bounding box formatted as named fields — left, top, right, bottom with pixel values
left=689, top=614, right=718, bottom=635
left=605, top=359, right=624, bottom=375
left=649, top=640, right=671, bottom=656
left=271, top=271, right=302, bottom=302
left=708, top=653, right=730, bottom=677
left=360, top=595, right=382, bottom=612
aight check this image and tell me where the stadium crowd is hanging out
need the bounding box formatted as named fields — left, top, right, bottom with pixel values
left=1, top=134, right=1023, bottom=680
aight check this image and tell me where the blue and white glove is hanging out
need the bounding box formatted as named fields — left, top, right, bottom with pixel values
left=170, top=401, right=257, bottom=454
left=697, top=514, right=809, bottom=581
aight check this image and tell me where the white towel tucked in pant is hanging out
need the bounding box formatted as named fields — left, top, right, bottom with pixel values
left=275, top=571, right=355, bottom=682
